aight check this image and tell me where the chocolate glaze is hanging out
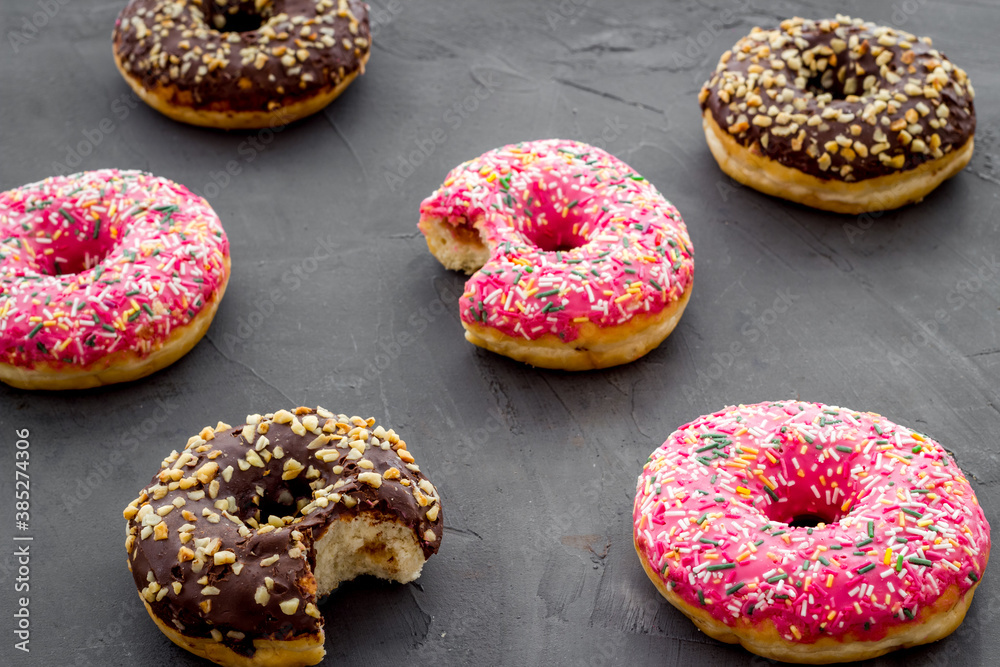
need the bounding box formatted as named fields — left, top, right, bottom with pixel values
left=699, top=16, right=975, bottom=182
left=125, top=408, right=442, bottom=657
left=113, top=0, right=370, bottom=114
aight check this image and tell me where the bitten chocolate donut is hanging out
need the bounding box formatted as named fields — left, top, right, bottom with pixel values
left=634, top=401, right=990, bottom=663
left=699, top=15, right=975, bottom=213
left=113, top=0, right=371, bottom=129
left=124, top=407, right=443, bottom=667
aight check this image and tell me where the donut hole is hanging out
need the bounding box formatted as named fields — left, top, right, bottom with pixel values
left=788, top=513, right=832, bottom=529
left=253, top=479, right=312, bottom=524
left=517, top=205, right=589, bottom=252
left=520, top=224, right=587, bottom=253
left=760, top=469, right=859, bottom=529
left=209, top=2, right=271, bottom=33
left=517, top=186, right=589, bottom=252
left=803, top=66, right=854, bottom=100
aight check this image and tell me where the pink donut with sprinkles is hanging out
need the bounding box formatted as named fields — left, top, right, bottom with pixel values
left=418, top=139, right=694, bottom=371
left=0, top=169, right=230, bottom=390
left=633, top=401, right=990, bottom=663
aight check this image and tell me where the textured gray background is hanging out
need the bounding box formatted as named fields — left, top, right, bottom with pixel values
left=1, top=0, right=999, bottom=665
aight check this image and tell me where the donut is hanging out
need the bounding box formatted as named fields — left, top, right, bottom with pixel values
left=418, top=139, right=695, bottom=371
left=699, top=15, right=975, bottom=213
left=633, top=401, right=990, bottom=663
left=124, top=407, right=443, bottom=667
left=0, top=169, right=230, bottom=390
left=113, top=0, right=371, bottom=129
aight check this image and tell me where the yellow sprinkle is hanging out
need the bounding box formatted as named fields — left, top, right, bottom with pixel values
left=826, top=574, right=834, bottom=588
left=884, top=548, right=893, bottom=566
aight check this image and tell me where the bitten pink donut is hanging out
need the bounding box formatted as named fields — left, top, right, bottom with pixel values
left=418, top=139, right=694, bottom=371
left=634, top=401, right=990, bottom=663
left=0, top=169, right=230, bottom=390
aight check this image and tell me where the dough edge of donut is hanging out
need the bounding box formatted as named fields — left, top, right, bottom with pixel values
left=463, top=285, right=692, bottom=371
left=634, top=535, right=984, bottom=664
left=702, top=109, right=974, bottom=214
left=0, top=256, right=230, bottom=390
left=142, top=598, right=325, bottom=667
left=112, top=51, right=370, bottom=130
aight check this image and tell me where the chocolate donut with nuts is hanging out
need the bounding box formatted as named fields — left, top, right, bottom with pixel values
left=699, top=15, right=975, bottom=213
left=124, top=407, right=443, bottom=667
left=113, top=0, right=371, bottom=129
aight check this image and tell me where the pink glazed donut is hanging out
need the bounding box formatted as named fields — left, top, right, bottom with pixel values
left=0, top=169, right=230, bottom=390
left=418, top=139, right=694, bottom=371
left=633, top=401, right=990, bottom=663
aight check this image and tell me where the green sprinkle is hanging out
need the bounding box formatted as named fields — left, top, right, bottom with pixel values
left=895, top=554, right=904, bottom=572
left=901, top=508, right=923, bottom=518
left=725, top=582, right=745, bottom=595
left=903, top=607, right=914, bottom=620
left=868, top=521, right=875, bottom=538
left=706, top=563, right=735, bottom=571
left=697, top=590, right=706, bottom=605
left=766, top=573, right=788, bottom=583
left=764, top=486, right=779, bottom=502
left=27, top=323, right=44, bottom=338
left=696, top=513, right=708, bottom=525
left=855, top=538, right=873, bottom=548
left=536, top=288, right=560, bottom=298
left=856, top=563, right=875, bottom=574
left=908, top=557, right=933, bottom=566
left=835, top=445, right=853, bottom=453
left=699, top=538, right=720, bottom=546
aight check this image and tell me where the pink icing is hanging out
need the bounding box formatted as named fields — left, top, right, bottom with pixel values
left=419, top=139, right=694, bottom=342
left=0, top=169, right=229, bottom=370
left=633, top=401, right=990, bottom=644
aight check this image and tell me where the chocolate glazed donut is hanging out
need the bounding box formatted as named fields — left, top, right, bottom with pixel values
left=699, top=15, right=975, bottom=213
left=113, top=0, right=371, bottom=129
left=124, top=408, right=443, bottom=667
